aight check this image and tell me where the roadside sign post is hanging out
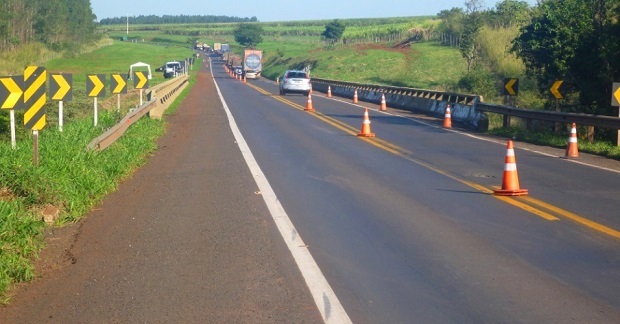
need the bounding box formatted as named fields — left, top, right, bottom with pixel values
left=86, top=74, right=105, bottom=126
left=611, top=82, right=620, bottom=146
left=50, top=73, right=72, bottom=132
left=502, top=78, right=519, bottom=127
left=59, top=101, right=63, bottom=131
left=550, top=80, right=564, bottom=133
left=33, top=130, right=39, bottom=165
left=133, top=71, right=148, bottom=106
left=10, top=110, right=15, bottom=148
left=111, top=73, right=128, bottom=111
left=0, top=76, right=24, bottom=148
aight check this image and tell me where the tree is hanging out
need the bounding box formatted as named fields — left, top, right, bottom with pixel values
left=322, top=20, right=346, bottom=44
left=491, top=0, right=532, bottom=28
left=234, top=23, right=264, bottom=48
left=438, top=7, right=465, bottom=46
left=0, top=0, right=98, bottom=52
left=460, top=0, right=485, bottom=72
left=511, top=0, right=620, bottom=118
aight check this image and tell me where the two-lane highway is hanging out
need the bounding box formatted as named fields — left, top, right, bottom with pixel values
left=1, top=55, right=618, bottom=323
left=212, top=55, right=620, bottom=322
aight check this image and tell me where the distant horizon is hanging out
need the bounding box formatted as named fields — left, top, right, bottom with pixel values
left=91, top=0, right=539, bottom=23
left=98, top=14, right=440, bottom=24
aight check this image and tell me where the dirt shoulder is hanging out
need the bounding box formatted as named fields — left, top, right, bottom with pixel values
left=0, top=60, right=322, bottom=323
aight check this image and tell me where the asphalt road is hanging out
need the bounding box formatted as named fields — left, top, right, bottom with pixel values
left=212, top=56, right=620, bottom=322
left=1, top=55, right=619, bottom=323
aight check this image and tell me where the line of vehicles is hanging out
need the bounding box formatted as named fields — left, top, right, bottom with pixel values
left=222, top=49, right=263, bottom=80
left=193, top=41, right=312, bottom=95
left=194, top=41, right=263, bottom=80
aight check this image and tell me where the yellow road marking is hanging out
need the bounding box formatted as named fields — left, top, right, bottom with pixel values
left=244, top=81, right=620, bottom=238
left=522, top=196, right=620, bottom=239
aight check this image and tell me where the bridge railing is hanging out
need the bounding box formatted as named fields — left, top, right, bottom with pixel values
left=311, top=78, right=620, bottom=135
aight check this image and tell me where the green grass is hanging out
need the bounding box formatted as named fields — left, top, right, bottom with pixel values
left=0, top=40, right=195, bottom=302
left=0, top=110, right=168, bottom=300
left=45, top=40, right=193, bottom=84
left=258, top=39, right=467, bottom=91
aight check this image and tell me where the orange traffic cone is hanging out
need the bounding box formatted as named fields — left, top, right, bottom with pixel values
left=565, top=123, right=579, bottom=158
left=443, top=104, right=452, bottom=128
left=353, top=89, right=359, bottom=103
left=357, top=108, right=375, bottom=137
left=305, top=93, right=314, bottom=111
left=243, top=75, right=247, bottom=83
left=380, top=93, right=387, bottom=111
left=494, top=140, right=528, bottom=196
left=327, top=86, right=332, bottom=98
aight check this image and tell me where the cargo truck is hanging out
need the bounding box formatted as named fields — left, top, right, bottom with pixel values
left=224, top=52, right=243, bottom=76
left=221, top=44, right=230, bottom=53
left=214, top=43, right=222, bottom=53
left=243, top=49, right=263, bottom=79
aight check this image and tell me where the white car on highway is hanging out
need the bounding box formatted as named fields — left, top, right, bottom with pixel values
left=279, top=70, right=311, bottom=96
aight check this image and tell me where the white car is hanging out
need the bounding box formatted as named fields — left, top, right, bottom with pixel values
left=279, top=70, right=311, bottom=96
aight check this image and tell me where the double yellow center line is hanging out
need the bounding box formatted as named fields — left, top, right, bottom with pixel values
left=246, top=82, right=620, bottom=240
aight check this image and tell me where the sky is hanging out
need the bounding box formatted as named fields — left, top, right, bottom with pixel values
left=91, top=0, right=540, bottom=22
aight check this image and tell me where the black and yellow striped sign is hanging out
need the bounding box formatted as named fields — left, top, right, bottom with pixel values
left=50, top=73, right=73, bottom=101
left=133, top=71, right=148, bottom=89
left=86, top=74, right=106, bottom=97
left=111, top=73, right=128, bottom=94
left=23, top=66, right=47, bottom=130
left=0, top=76, right=24, bottom=110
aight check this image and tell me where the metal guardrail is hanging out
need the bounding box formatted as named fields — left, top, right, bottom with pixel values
left=476, top=103, right=620, bottom=129
left=86, top=76, right=189, bottom=152
left=86, top=98, right=158, bottom=151
left=311, top=78, right=620, bottom=130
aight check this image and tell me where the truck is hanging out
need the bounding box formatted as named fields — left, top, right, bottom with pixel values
left=224, top=52, right=243, bottom=76
left=213, top=43, right=222, bottom=53
left=243, top=49, right=263, bottom=79
left=221, top=44, right=230, bottom=53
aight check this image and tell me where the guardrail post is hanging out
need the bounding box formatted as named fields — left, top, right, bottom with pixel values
left=587, top=125, right=595, bottom=143
left=503, top=115, right=511, bottom=128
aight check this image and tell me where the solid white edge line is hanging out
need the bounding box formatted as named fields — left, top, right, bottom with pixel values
left=209, top=58, right=352, bottom=324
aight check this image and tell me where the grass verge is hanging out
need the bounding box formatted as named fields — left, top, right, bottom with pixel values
left=0, top=41, right=195, bottom=302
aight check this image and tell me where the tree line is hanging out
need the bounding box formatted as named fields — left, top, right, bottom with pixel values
left=99, top=15, right=258, bottom=25
left=0, top=0, right=98, bottom=52
left=437, top=0, right=620, bottom=122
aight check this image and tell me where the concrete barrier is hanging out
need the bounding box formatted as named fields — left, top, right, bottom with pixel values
left=311, top=78, right=488, bottom=131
